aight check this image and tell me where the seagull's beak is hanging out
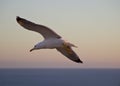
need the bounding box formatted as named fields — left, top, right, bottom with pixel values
left=30, top=48, right=35, bottom=52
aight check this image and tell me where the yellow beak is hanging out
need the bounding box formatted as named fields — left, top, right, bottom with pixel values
left=30, top=48, right=35, bottom=52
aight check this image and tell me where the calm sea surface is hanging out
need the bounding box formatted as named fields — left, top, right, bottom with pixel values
left=0, top=68, right=120, bottom=86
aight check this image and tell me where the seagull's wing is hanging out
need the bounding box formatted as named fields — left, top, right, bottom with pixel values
left=16, top=16, right=61, bottom=39
left=56, top=47, right=83, bottom=63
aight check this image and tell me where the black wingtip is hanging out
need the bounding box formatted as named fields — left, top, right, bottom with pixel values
left=75, top=59, right=83, bottom=63
left=16, top=16, right=22, bottom=22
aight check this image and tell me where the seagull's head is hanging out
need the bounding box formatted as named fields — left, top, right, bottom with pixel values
left=30, top=42, right=45, bottom=52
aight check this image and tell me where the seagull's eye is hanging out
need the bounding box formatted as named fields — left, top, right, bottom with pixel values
left=34, top=45, right=37, bottom=48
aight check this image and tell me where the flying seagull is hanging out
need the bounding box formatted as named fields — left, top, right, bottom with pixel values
left=16, top=16, right=83, bottom=63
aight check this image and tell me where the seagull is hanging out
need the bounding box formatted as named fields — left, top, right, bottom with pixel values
left=16, top=16, right=83, bottom=63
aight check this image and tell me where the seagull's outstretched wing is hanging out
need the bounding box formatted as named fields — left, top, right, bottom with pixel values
left=56, top=47, right=83, bottom=63
left=16, top=16, right=61, bottom=39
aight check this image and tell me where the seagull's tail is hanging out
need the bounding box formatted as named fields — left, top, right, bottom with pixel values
left=67, top=42, right=78, bottom=48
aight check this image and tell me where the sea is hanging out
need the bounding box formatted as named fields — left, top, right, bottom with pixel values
left=0, top=68, right=120, bottom=86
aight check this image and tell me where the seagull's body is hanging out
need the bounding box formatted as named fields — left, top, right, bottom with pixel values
left=16, top=16, right=83, bottom=63
left=32, top=38, right=64, bottom=50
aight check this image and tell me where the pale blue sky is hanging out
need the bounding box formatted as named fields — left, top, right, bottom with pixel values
left=0, top=0, right=120, bottom=68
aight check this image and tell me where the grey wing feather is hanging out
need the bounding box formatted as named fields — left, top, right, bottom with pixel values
left=56, top=47, right=83, bottom=63
left=16, top=16, right=61, bottom=39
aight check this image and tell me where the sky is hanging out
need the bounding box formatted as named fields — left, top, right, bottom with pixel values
left=0, top=0, right=120, bottom=68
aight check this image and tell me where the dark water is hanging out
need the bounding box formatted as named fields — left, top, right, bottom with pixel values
left=0, top=68, right=120, bottom=86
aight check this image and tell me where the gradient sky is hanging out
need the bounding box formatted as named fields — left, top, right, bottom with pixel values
left=0, top=0, right=120, bottom=68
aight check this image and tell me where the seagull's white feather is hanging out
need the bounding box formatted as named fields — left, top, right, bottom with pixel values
left=16, top=16, right=61, bottom=39
left=16, top=16, right=83, bottom=63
